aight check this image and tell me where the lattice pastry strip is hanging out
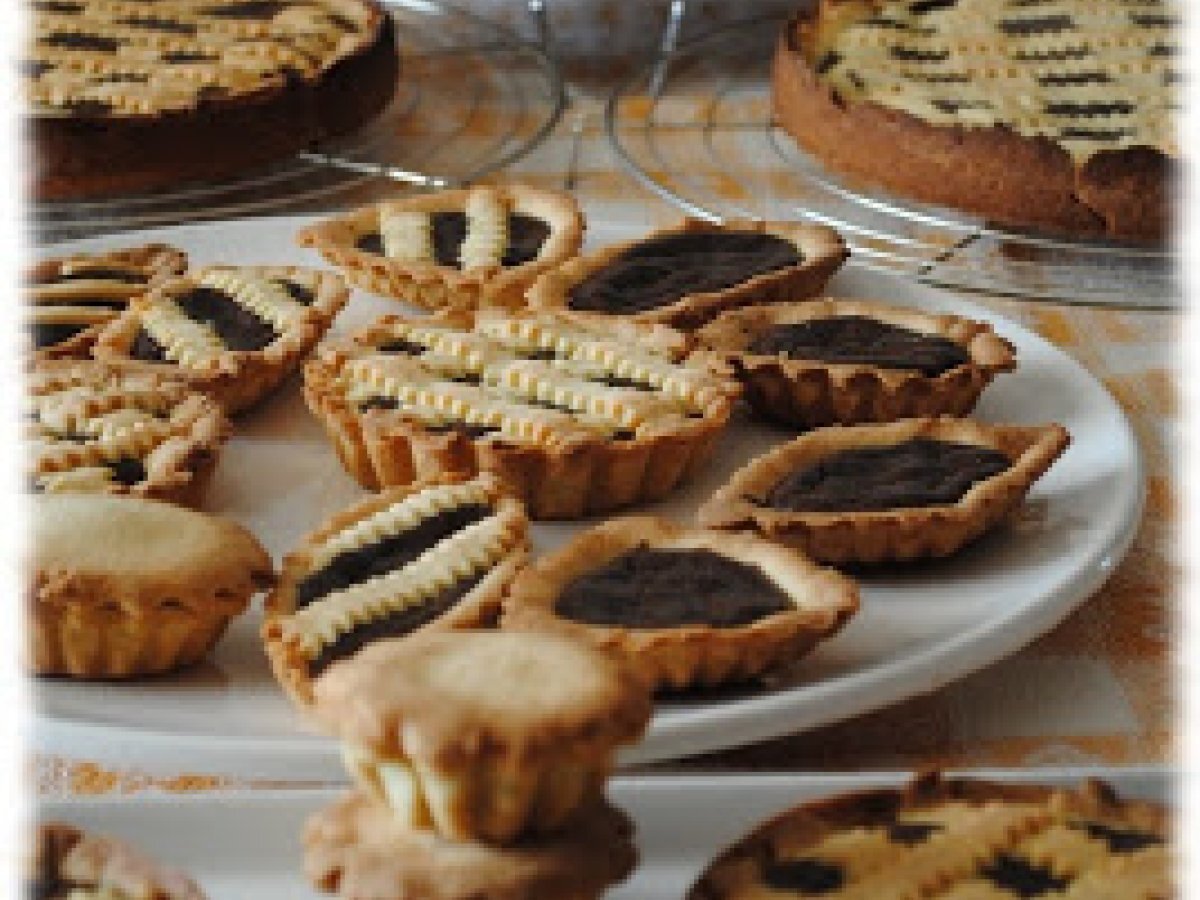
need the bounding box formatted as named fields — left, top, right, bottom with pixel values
left=379, top=208, right=435, bottom=263
left=199, top=269, right=311, bottom=333
left=140, top=300, right=228, bottom=368
left=458, top=186, right=509, bottom=270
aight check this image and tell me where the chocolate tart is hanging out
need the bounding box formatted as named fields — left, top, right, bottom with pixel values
left=698, top=417, right=1070, bottom=564
left=311, top=630, right=652, bottom=843
left=695, top=298, right=1016, bottom=428
left=501, top=516, right=859, bottom=691
left=302, top=309, right=739, bottom=519
left=28, top=360, right=229, bottom=505
left=526, top=218, right=847, bottom=330
left=26, top=243, right=187, bottom=361
left=93, top=263, right=348, bottom=414
left=27, top=0, right=399, bottom=200
left=688, top=772, right=1172, bottom=900
left=262, top=472, right=530, bottom=708
left=296, top=184, right=584, bottom=310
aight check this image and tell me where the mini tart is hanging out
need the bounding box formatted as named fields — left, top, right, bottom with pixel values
left=262, top=472, right=530, bottom=709
left=302, top=309, right=739, bottom=519
left=501, top=516, right=859, bottom=691
left=311, top=630, right=652, bottom=843
left=296, top=184, right=584, bottom=310
left=30, top=494, right=274, bottom=678
left=26, top=243, right=187, bottom=361
left=525, top=218, right=847, bottom=330
left=305, top=792, right=637, bottom=900
left=695, top=298, right=1017, bottom=428
left=28, top=360, right=229, bottom=506
left=688, top=772, right=1172, bottom=900
left=698, top=417, right=1070, bottom=565
left=92, top=264, right=349, bottom=414
left=29, top=822, right=208, bottom=900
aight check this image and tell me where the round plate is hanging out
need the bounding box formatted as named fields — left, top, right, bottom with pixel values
left=33, top=215, right=1144, bottom=778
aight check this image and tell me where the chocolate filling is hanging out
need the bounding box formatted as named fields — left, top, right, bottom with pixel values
left=887, top=821, right=942, bottom=845
left=200, top=1, right=288, bottom=19
left=107, top=456, right=147, bottom=486
left=761, top=438, right=1011, bottom=513
left=354, top=213, right=550, bottom=268
left=747, top=316, right=970, bottom=375
left=32, top=266, right=145, bottom=286
left=979, top=854, right=1069, bottom=896
left=762, top=858, right=845, bottom=894
left=173, top=286, right=277, bottom=351
left=130, top=328, right=168, bottom=362
left=1075, top=822, right=1164, bottom=853
left=276, top=279, right=315, bottom=305
left=29, top=322, right=88, bottom=349
left=555, top=546, right=793, bottom=629
left=41, top=32, right=123, bottom=52
left=566, top=231, right=801, bottom=315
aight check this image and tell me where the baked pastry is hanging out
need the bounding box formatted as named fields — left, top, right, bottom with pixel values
left=311, top=630, right=652, bottom=843
left=526, top=219, right=847, bottom=330
left=296, top=185, right=584, bottom=310
left=29, top=494, right=274, bottom=678
left=773, top=0, right=1179, bottom=242
left=302, top=309, right=739, bottom=519
left=502, top=516, right=858, bottom=691
left=26, top=0, right=398, bottom=200
left=93, top=263, right=349, bottom=414
left=305, top=791, right=636, bottom=900
left=688, top=772, right=1172, bottom=899
left=262, top=473, right=530, bottom=709
left=695, top=298, right=1016, bottom=428
left=28, top=360, right=229, bottom=505
left=28, top=822, right=208, bottom=900
left=698, top=417, right=1070, bottom=564
left=26, top=243, right=187, bottom=360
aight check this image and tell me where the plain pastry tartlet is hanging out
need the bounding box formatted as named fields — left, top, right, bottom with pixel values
left=502, top=516, right=859, bottom=691
left=695, top=298, right=1016, bottom=428
left=262, top=472, right=530, bottom=708
left=698, top=417, right=1070, bottom=564
left=28, top=360, right=229, bottom=505
left=26, top=243, right=187, bottom=360
left=688, top=772, right=1172, bottom=899
left=311, top=630, right=652, bottom=843
left=296, top=184, right=584, bottom=310
left=29, top=494, right=274, bottom=678
left=93, top=263, right=349, bottom=414
left=302, top=309, right=739, bottom=519
left=526, top=218, right=847, bottom=330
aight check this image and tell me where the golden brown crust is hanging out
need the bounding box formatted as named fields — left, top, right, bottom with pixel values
left=697, top=417, right=1070, bottom=564
left=501, top=516, right=859, bottom=691
left=694, top=298, right=1016, bottom=428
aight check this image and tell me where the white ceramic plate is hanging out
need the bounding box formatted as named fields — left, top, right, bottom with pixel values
left=35, top=768, right=1172, bottom=900
left=33, top=215, right=1145, bottom=778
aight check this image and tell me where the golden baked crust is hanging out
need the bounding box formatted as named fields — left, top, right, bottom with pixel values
left=694, top=298, right=1016, bottom=428
left=698, top=417, right=1070, bottom=564
left=526, top=218, right=847, bottom=330
left=501, top=516, right=859, bottom=691
left=297, top=184, right=585, bottom=311
left=302, top=309, right=739, bottom=519
left=29, top=494, right=274, bottom=678
left=688, top=772, right=1172, bottom=899
left=93, top=263, right=348, bottom=414
left=262, top=472, right=530, bottom=710
left=311, top=630, right=652, bottom=843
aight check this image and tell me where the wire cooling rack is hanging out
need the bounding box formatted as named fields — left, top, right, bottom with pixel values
left=606, top=14, right=1178, bottom=311
left=33, top=0, right=565, bottom=244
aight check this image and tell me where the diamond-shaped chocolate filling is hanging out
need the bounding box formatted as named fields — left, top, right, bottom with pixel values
left=762, top=858, right=845, bottom=894
left=979, top=854, right=1069, bottom=897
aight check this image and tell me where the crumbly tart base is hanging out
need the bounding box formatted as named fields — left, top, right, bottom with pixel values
left=305, top=792, right=637, bottom=900
left=695, top=298, right=1016, bottom=427
left=688, top=772, right=1172, bottom=900
left=526, top=218, right=847, bottom=330
left=296, top=184, right=584, bottom=310
left=502, top=516, right=859, bottom=691
left=698, top=417, right=1070, bottom=565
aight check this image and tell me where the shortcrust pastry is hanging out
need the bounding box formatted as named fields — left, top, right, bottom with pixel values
left=302, top=309, right=739, bottom=519
left=262, top=473, right=530, bottom=708
left=502, top=516, right=859, bottom=691
left=311, top=630, right=652, bottom=843
left=698, top=417, right=1070, bottom=564
left=688, top=772, right=1172, bottom=899
left=695, top=299, right=1016, bottom=427
left=526, top=218, right=847, bottom=330
left=29, top=494, right=274, bottom=678
left=28, top=360, right=229, bottom=505
left=296, top=184, right=584, bottom=310
left=93, top=263, right=349, bottom=414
